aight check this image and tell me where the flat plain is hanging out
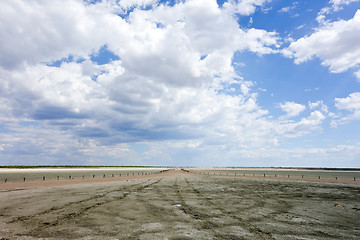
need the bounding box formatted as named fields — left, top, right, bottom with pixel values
left=0, top=169, right=360, bottom=240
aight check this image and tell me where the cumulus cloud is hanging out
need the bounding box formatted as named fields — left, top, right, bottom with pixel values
left=277, top=111, right=326, bottom=137
left=278, top=6, right=291, bottom=13
left=317, top=0, right=360, bottom=23
left=240, top=28, right=280, bottom=54
left=117, top=0, right=158, bottom=10
left=223, top=0, right=270, bottom=16
left=332, top=92, right=360, bottom=126
left=308, top=101, right=329, bottom=114
left=355, top=69, right=360, bottom=81
left=0, top=0, right=333, bottom=165
left=285, top=10, right=360, bottom=74
left=330, top=0, right=360, bottom=11
left=0, top=119, right=141, bottom=165
left=279, top=101, right=306, bottom=118
left=335, top=92, right=360, bottom=113
left=0, top=0, right=122, bottom=69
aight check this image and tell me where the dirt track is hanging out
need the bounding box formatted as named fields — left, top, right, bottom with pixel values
left=1, top=170, right=360, bottom=239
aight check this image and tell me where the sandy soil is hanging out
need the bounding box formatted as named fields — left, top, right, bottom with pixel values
left=0, top=169, right=359, bottom=239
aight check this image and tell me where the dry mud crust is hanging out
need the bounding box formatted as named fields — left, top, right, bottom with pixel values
left=0, top=170, right=359, bottom=240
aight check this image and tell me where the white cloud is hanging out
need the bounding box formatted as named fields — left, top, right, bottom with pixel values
left=0, top=0, right=123, bottom=69
left=117, top=0, right=158, bottom=10
left=277, top=111, right=325, bottom=137
left=237, top=142, right=360, bottom=167
left=278, top=2, right=297, bottom=14
left=317, top=0, right=360, bottom=23
left=248, top=17, right=253, bottom=26
left=0, top=118, right=141, bottom=165
left=308, top=100, right=328, bottom=113
left=335, top=92, right=360, bottom=113
left=355, top=69, right=360, bottom=81
left=240, top=81, right=253, bottom=95
left=1, top=56, right=326, bottom=161
left=223, top=0, right=270, bottom=16
left=332, top=92, right=360, bottom=126
left=0, top=0, right=279, bottom=83
left=285, top=10, right=360, bottom=74
left=330, top=0, right=360, bottom=11
left=241, top=28, right=280, bottom=54
left=278, top=6, right=291, bottom=13
left=279, top=101, right=306, bottom=118
left=296, top=24, right=305, bottom=30
left=0, top=0, right=332, bottom=166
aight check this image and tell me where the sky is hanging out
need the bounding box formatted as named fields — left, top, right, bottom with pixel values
left=1, top=0, right=360, bottom=167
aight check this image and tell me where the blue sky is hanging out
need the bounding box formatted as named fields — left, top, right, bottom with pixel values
left=1, top=0, right=360, bottom=167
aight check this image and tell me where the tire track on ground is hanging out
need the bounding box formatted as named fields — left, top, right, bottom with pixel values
left=184, top=177, right=275, bottom=240
left=129, top=178, right=181, bottom=239
left=134, top=178, right=176, bottom=218
left=174, top=178, right=210, bottom=221
left=12, top=178, right=163, bottom=238
left=9, top=179, right=152, bottom=224
left=172, top=177, right=224, bottom=239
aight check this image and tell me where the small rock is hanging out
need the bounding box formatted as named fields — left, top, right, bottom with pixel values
left=352, top=205, right=360, bottom=211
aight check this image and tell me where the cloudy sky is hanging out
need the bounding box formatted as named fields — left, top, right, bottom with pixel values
left=1, top=0, right=360, bottom=167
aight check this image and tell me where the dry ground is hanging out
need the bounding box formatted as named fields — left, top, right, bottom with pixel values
left=0, top=169, right=360, bottom=239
